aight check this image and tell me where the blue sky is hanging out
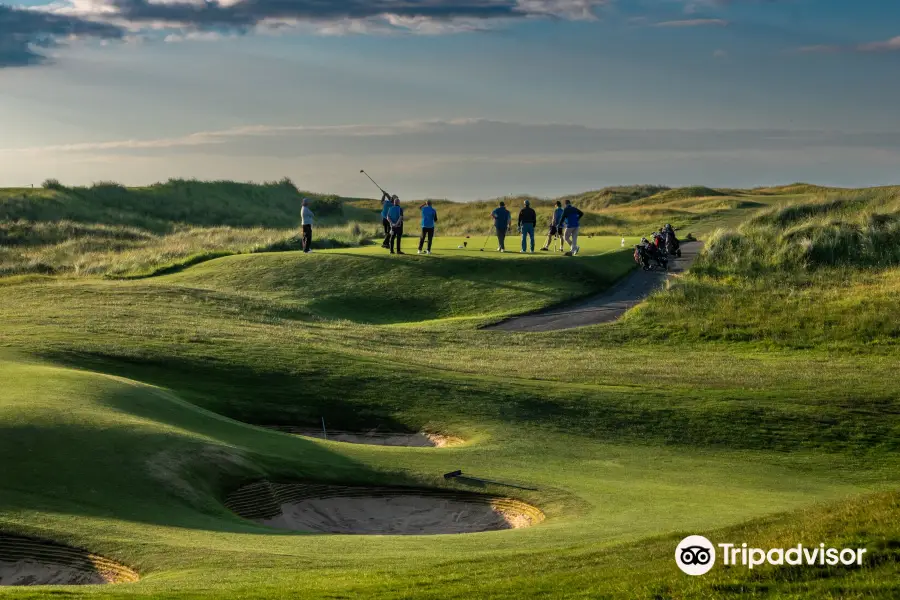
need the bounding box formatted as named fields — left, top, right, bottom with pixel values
left=1, top=0, right=899, bottom=199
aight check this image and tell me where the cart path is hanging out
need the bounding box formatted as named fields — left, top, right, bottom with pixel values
left=483, top=241, right=703, bottom=332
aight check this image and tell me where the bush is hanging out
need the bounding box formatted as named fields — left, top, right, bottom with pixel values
left=313, top=195, right=344, bottom=218
left=41, top=179, right=65, bottom=191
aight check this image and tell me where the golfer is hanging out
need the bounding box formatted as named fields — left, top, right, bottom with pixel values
left=491, top=201, right=512, bottom=252
left=560, top=199, right=584, bottom=256
left=518, top=199, right=537, bottom=253
left=387, top=197, right=405, bottom=254
left=418, top=200, right=438, bottom=255
left=300, top=198, right=314, bottom=254
left=541, top=201, right=565, bottom=252
left=380, top=192, right=395, bottom=249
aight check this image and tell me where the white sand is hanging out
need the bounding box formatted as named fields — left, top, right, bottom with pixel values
left=0, top=560, right=107, bottom=586
left=258, top=494, right=535, bottom=535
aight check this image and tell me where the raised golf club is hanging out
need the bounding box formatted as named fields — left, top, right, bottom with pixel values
left=360, top=169, right=387, bottom=195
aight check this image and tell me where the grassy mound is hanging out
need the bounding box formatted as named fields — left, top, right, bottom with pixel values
left=0, top=179, right=355, bottom=231
left=160, top=240, right=635, bottom=323
left=0, top=181, right=380, bottom=277
left=636, top=186, right=727, bottom=204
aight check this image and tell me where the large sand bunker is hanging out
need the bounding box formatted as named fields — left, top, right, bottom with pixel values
left=267, top=426, right=461, bottom=447
left=0, top=535, right=138, bottom=586
left=227, top=482, right=543, bottom=535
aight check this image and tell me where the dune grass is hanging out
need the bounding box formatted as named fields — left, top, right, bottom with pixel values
left=0, top=182, right=898, bottom=598
left=618, top=187, right=900, bottom=348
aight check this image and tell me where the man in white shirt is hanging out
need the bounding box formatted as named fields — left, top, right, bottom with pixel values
left=301, top=198, right=314, bottom=254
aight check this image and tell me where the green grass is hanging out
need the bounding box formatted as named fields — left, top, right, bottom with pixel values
left=0, top=183, right=898, bottom=598
left=159, top=235, right=636, bottom=323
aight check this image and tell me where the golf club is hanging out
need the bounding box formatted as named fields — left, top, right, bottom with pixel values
left=360, top=169, right=387, bottom=195
left=479, top=226, right=495, bottom=252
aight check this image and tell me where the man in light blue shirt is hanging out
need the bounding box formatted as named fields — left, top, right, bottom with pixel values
left=559, top=199, right=584, bottom=256
left=386, top=197, right=405, bottom=254
left=418, top=200, right=438, bottom=255
left=490, top=201, right=512, bottom=252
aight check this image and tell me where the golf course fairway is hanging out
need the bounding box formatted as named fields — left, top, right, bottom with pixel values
left=1, top=207, right=899, bottom=598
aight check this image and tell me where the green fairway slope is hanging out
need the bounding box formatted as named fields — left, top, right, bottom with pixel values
left=1, top=353, right=897, bottom=598
left=159, top=237, right=635, bottom=323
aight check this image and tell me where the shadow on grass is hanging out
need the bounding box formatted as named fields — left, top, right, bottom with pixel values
left=39, top=349, right=900, bottom=456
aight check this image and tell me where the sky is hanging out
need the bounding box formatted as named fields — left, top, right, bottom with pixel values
left=1, top=0, right=899, bottom=200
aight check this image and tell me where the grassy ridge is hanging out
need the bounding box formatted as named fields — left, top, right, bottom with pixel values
left=0, top=180, right=380, bottom=277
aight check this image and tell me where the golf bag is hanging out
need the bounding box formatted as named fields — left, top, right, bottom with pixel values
left=636, top=243, right=667, bottom=271
left=665, top=231, right=681, bottom=258
left=634, top=245, right=652, bottom=271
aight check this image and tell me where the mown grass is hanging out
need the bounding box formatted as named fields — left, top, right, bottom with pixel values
left=0, top=182, right=897, bottom=598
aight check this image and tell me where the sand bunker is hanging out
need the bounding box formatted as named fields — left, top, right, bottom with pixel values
left=0, top=535, right=138, bottom=586
left=267, top=426, right=461, bottom=447
left=227, top=482, right=543, bottom=535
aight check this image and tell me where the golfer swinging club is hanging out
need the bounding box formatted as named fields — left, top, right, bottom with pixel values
left=380, top=191, right=395, bottom=249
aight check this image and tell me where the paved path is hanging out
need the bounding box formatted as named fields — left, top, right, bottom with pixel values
left=483, top=241, right=703, bottom=332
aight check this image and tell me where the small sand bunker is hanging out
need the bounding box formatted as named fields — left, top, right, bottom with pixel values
left=267, top=426, right=462, bottom=448
left=0, top=535, right=138, bottom=586
left=227, top=482, right=543, bottom=535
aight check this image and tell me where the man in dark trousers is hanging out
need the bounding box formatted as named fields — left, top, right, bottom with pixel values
left=418, top=200, right=438, bottom=255
left=541, top=200, right=565, bottom=252
left=380, top=192, right=395, bottom=248
left=300, top=198, right=314, bottom=254
left=387, top=197, right=404, bottom=254
left=491, top=201, right=512, bottom=252
left=518, top=199, right=537, bottom=253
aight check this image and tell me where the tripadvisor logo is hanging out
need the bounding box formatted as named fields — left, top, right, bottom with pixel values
left=675, top=535, right=867, bottom=576
left=676, top=535, right=716, bottom=576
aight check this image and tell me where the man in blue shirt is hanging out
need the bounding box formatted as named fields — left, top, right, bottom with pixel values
left=380, top=192, right=395, bottom=248
left=386, top=197, right=405, bottom=254
left=418, top=200, right=438, bottom=255
left=541, top=200, right=565, bottom=252
left=490, top=201, right=512, bottom=252
left=559, top=199, right=584, bottom=256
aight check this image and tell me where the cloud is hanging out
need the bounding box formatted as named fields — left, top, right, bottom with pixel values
left=0, top=3, right=124, bottom=67
left=858, top=36, right=900, bottom=52
left=1, top=0, right=612, bottom=65
left=5, top=118, right=900, bottom=160
left=42, top=0, right=611, bottom=36
left=797, top=35, right=900, bottom=54
left=653, top=18, right=728, bottom=27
